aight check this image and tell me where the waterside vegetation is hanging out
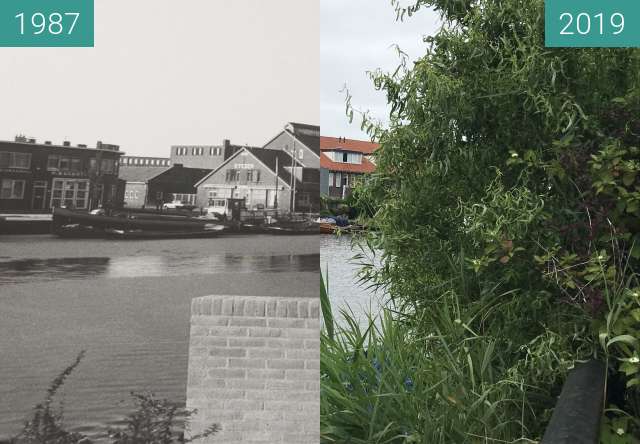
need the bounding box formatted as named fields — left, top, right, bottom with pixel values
left=322, top=0, right=640, bottom=441
left=8, top=352, right=219, bottom=444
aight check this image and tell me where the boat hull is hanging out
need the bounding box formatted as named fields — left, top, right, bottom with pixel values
left=52, top=208, right=210, bottom=235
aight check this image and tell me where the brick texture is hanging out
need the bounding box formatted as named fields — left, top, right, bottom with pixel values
left=186, top=295, right=320, bottom=444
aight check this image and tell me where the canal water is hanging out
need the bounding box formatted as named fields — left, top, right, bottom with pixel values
left=0, top=234, right=318, bottom=440
left=320, top=234, right=382, bottom=327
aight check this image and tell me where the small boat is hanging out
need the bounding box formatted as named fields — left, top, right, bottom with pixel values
left=319, top=222, right=337, bottom=234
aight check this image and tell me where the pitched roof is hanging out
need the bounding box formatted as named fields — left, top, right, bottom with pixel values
left=287, top=123, right=320, bottom=156
left=245, top=147, right=299, bottom=185
left=320, top=136, right=379, bottom=155
left=321, top=152, right=376, bottom=174
left=151, top=166, right=212, bottom=185
left=195, top=147, right=300, bottom=188
left=119, top=166, right=170, bottom=183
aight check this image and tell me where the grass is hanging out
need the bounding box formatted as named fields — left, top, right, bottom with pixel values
left=319, top=268, right=586, bottom=443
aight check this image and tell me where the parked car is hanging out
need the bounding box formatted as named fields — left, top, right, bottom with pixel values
left=162, top=200, right=197, bottom=211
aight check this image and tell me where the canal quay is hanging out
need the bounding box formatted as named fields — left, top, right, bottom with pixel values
left=0, top=233, right=319, bottom=440
left=0, top=121, right=322, bottom=442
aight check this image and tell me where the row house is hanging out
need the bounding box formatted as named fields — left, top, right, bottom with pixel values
left=320, top=136, right=379, bottom=199
left=0, top=136, right=123, bottom=211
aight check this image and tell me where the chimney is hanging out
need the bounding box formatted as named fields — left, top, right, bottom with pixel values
left=63, top=141, right=71, bottom=147
left=222, top=139, right=231, bottom=151
left=44, top=141, right=52, bottom=145
left=28, top=138, right=36, bottom=144
left=97, top=141, right=102, bottom=149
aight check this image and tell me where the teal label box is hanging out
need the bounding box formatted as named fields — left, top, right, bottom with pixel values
left=546, top=0, right=640, bottom=47
left=0, top=0, right=93, bottom=47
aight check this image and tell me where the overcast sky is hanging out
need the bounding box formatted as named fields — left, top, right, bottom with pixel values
left=320, top=0, right=440, bottom=140
left=0, top=1, right=319, bottom=156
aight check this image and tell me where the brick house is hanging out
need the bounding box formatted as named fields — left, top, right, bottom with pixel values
left=0, top=136, right=123, bottom=211
left=320, top=136, right=379, bottom=199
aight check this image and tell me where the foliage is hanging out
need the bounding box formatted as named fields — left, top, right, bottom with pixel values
left=337, top=0, right=640, bottom=440
left=321, top=271, right=583, bottom=443
left=12, top=352, right=86, bottom=444
left=11, top=352, right=218, bottom=444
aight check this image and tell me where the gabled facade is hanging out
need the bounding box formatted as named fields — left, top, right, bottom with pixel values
left=0, top=136, right=123, bottom=211
left=195, top=146, right=319, bottom=213
left=320, top=136, right=379, bottom=198
left=262, top=122, right=320, bottom=169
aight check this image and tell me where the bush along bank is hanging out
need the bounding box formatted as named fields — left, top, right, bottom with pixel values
left=321, top=0, right=640, bottom=442
left=7, top=352, right=219, bottom=444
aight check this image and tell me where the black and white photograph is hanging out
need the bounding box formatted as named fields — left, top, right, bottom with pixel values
left=0, top=2, right=319, bottom=443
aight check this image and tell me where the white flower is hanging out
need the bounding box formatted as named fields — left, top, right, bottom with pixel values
left=511, top=152, right=518, bottom=158
left=616, top=428, right=625, bottom=435
left=454, top=319, right=462, bottom=324
left=630, top=357, right=639, bottom=364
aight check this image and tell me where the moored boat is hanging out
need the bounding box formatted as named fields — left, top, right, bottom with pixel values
left=52, top=207, right=219, bottom=238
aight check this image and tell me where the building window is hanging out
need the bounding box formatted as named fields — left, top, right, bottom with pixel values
left=0, top=179, right=25, bottom=199
left=174, top=193, right=196, bottom=205
left=225, top=169, right=240, bottom=182
left=343, top=152, right=348, bottom=162
left=0, top=152, right=31, bottom=169
left=335, top=172, right=342, bottom=186
left=101, top=158, right=116, bottom=174
left=47, top=155, right=83, bottom=172
left=246, top=170, right=253, bottom=182
left=328, top=172, right=334, bottom=187
left=49, top=179, right=89, bottom=208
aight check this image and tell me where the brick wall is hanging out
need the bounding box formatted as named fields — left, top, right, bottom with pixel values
left=186, top=295, right=320, bottom=444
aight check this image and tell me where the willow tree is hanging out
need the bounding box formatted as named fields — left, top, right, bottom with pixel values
left=352, top=0, right=640, bottom=434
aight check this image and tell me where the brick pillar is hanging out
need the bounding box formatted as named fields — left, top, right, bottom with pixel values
left=186, top=295, right=320, bottom=444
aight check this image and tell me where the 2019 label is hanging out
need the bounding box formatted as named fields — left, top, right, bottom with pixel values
left=545, top=1, right=640, bottom=48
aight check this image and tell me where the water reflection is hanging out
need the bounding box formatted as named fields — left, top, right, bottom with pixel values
left=0, top=253, right=319, bottom=285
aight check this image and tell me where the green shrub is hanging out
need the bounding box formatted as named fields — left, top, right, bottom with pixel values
left=335, top=0, right=640, bottom=439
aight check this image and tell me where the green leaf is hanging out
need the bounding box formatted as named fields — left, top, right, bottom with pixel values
left=607, top=335, right=638, bottom=348
left=623, top=172, right=636, bottom=187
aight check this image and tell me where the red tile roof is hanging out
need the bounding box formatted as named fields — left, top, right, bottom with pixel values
left=320, top=136, right=379, bottom=154
left=321, top=152, right=376, bottom=174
